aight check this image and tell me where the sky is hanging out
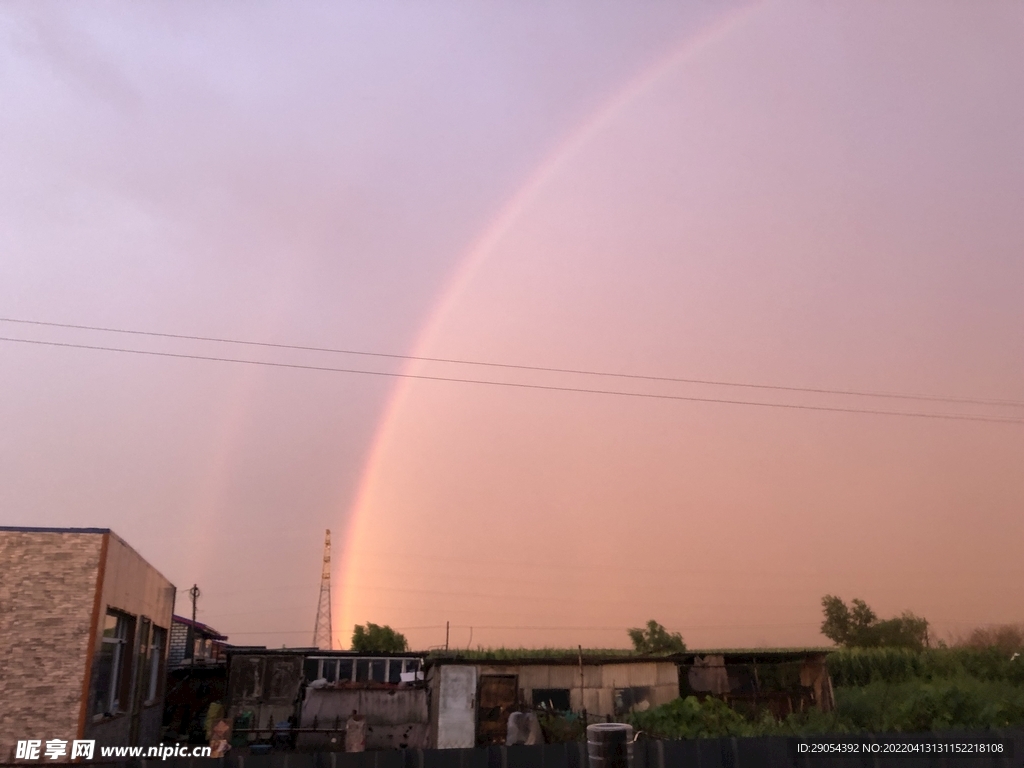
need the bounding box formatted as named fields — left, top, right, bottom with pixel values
left=1, top=1, right=1023, bottom=652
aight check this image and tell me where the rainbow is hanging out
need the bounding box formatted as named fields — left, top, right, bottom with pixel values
left=336, top=2, right=765, bottom=645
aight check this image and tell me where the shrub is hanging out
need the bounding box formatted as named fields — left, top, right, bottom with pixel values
left=827, top=647, right=1024, bottom=687
left=628, top=696, right=754, bottom=739
left=835, top=677, right=1024, bottom=732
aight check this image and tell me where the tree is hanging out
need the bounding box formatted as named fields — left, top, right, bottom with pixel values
left=819, top=596, right=929, bottom=650
left=351, top=622, right=408, bottom=653
left=958, top=624, right=1024, bottom=653
left=821, top=595, right=876, bottom=646
left=628, top=620, right=686, bottom=654
left=870, top=612, right=930, bottom=649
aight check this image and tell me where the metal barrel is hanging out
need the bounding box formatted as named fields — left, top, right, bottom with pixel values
left=586, top=723, right=633, bottom=768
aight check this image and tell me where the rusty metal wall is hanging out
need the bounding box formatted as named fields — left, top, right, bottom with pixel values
left=470, top=662, right=679, bottom=718
left=297, top=688, right=429, bottom=750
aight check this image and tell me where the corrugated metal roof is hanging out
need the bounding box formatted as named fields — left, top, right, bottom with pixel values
left=224, top=648, right=426, bottom=657
left=172, top=615, right=229, bottom=640
left=0, top=526, right=111, bottom=534
left=426, top=649, right=832, bottom=666
left=427, top=655, right=678, bottom=667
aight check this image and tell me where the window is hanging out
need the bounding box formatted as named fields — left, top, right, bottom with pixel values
left=532, top=688, right=571, bottom=711
left=303, top=658, right=320, bottom=681
left=93, top=612, right=134, bottom=717
left=355, top=659, right=370, bottom=682
left=338, top=659, right=353, bottom=681
left=303, top=656, right=422, bottom=685
left=613, top=686, right=654, bottom=716
left=193, top=637, right=213, bottom=661
left=323, top=659, right=338, bottom=682
left=370, top=660, right=386, bottom=683
left=147, top=627, right=166, bottom=702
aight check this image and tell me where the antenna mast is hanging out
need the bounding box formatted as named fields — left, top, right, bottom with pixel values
left=313, top=529, right=333, bottom=650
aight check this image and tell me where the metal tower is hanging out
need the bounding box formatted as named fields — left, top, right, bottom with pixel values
left=313, top=529, right=333, bottom=650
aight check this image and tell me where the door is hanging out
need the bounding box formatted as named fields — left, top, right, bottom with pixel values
left=436, top=666, right=477, bottom=749
left=477, top=675, right=518, bottom=746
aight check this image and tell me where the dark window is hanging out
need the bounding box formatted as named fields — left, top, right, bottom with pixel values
left=613, top=687, right=653, bottom=716
left=371, top=660, right=386, bottom=683
left=532, top=688, right=571, bottom=711
left=388, top=660, right=402, bottom=683
left=338, top=659, right=353, bottom=681
left=93, top=611, right=134, bottom=717
left=355, top=659, right=370, bottom=682
left=304, top=658, right=320, bottom=681
left=323, top=659, right=338, bottom=682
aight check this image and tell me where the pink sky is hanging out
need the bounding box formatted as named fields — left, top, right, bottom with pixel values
left=1, top=0, right=1023, bottom=651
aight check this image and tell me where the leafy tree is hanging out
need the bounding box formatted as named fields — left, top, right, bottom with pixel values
left=820, top=596, right=929, bottom=650
left=628, top=620, right=686, bottom=654
left=870, top=612, right=930, bottom=649
left=351, top=622, right=408, bottom=653
left=821, top=596, right=876, bottom=646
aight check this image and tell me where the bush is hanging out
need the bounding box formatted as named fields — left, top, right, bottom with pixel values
left=835, top=677, right=1024, bottom=732
left=957, top=625, right=1024, bottom=654
left=628, top=696, right=755, bottom=739
left=627, top=667, right=1024, bottom=738
left=827, top=647, right=1024, bottom=687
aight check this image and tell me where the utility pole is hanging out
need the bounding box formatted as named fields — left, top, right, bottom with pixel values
left=578, top=645, right=586, bottom=722
left=445, top=621, right=450, bottom=652
left=313, top=530, right=333, bottom=650
left=188, top=584, right=200, bottom=675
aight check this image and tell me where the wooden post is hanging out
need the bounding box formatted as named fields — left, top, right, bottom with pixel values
left=188, top=584, right=200, bottom=676
left=578, top=645, right=585, bottom=715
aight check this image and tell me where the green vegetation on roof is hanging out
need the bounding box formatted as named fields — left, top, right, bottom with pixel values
left=426, top=647, right=638, bottom=660
left=423, top=646, right=835, bottom=660
left=688, top=647, right=833, bottom=655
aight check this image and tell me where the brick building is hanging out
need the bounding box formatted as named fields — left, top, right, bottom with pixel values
left=0, top=527, right=175, bottom=761
left=168, top=616, right=228, bottom=668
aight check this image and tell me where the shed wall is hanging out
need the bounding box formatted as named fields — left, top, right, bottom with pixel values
left=299, top=689, right=429, bottom=750
left=458, top=661, right=679, bottom=721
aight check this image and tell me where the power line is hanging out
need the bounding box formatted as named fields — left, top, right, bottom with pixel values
left=219, top=618, right=1012, bottom=637
left=221, top=622, right=824, bottom=636
left=3, top=316, right=1021, bottom=409
left=3, top=334, right=1023, bottom=425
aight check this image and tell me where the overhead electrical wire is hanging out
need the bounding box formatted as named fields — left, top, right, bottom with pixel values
left=2, top=333, right=1023, bottom=424
left=221, top=623, right=823, bottom=636
left=2, top=316, right=1021, bottom=408
left=216, top=619, right=1000, bottom=637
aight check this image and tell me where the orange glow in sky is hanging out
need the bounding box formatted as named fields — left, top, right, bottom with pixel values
left=2, top=0, right=1022, bottom=651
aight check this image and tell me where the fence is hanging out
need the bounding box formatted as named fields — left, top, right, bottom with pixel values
left=65, top=730, right=1024, bottom=768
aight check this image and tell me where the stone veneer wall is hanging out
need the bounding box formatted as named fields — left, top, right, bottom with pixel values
left=0, top=530, right=104, bottom=762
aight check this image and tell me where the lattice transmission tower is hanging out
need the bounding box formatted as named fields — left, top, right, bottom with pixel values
left=312, top=529, right=333, bottom=650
